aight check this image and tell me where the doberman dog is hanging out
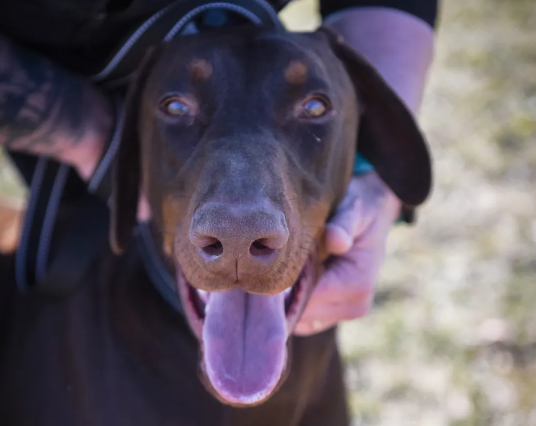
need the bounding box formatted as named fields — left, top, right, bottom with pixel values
left=0, top=26, right=431, bottom=425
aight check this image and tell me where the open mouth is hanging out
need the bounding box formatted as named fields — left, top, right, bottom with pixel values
left=176, top=256, right=315, bottom=406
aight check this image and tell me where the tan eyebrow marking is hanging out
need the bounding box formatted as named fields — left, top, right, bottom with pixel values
left=284, top=60, right=308, bottom=85
left=189, top=59, right=213, bottom=81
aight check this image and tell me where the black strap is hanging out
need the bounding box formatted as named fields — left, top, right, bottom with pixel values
left=91, top=0, right=283, bottom=87
left=13, top=156, right=109, bottom=296
left=136, top=223, right=183, bottom=312
left=33, top=193, right=111, bottom=295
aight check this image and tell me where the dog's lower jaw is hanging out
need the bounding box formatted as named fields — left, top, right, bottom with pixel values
left=175, top=256, right=315, bottom=406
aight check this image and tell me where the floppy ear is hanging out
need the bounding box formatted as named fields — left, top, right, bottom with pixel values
left=110, top=46, right=162, bottom=254
left=318, top=27, right=432, bottom=208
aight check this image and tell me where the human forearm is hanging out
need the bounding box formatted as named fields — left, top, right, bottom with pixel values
left=298, top=7, right=436, bottom=334
left=325, top=7, right=435, bottom=114
left=0, top=35, right=112, bottom=179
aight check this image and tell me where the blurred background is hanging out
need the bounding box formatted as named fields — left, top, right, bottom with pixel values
left=1, top=0, right=536, bottom=424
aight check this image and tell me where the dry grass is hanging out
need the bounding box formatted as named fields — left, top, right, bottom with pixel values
left=1, top=1, right=536, bottom=424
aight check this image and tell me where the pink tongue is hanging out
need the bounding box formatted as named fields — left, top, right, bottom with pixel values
left=202, top=287, right=288, bottom=405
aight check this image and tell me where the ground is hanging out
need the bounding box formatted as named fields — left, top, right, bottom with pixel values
left=1, top=0, right=535, bottom=424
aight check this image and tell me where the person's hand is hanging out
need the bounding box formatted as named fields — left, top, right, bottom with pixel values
left=0, top=34, right=114, bottom=181
left=294, top=172, right=401, bottom=336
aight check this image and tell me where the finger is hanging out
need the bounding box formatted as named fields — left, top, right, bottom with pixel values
left=294, top=302, right=372, bottom=336
left=298, top=297, right=372, bottom=325
left=325, top=198, right=362, bottom=255
left=317, top=245, right=379, bottom=294
left=324, top=224, right=352, bottom=255
left=295, top=247, right=378, bottom=337
left=299, top=277, right=373, bottom=326
left=293, top=318, right=338, bottom=336
left=305, top=272, right=373, bottom=306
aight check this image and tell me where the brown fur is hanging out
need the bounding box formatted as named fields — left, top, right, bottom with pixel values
left=284, top=60, right=308, bottom=85
left=0, top=27, right=431, bottom=426
left=189, top=58, right=213, bottom=82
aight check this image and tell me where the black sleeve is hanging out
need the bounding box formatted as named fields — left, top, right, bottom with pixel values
left=319, top=0, right=439, bottom=29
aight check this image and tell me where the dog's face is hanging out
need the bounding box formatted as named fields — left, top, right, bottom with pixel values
left=110, top=27, right=431, bottom=407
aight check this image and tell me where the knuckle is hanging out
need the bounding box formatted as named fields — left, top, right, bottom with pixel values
left=347, top=304, right=371, bottom=319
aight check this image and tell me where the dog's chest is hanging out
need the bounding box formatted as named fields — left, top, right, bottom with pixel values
left=0, top=249, right=345, bottom=426
left=0, top=251, right=220, bottom=425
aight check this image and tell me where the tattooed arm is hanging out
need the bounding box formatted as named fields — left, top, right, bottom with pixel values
left=0, top=35, right=113, bottom=180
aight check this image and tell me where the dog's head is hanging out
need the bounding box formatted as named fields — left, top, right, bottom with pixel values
left=110, top=26, right=431, bottom=407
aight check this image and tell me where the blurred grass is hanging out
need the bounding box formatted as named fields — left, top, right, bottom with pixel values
left=0, top=150, right=26, bottom=208
left=1, top=0, right=536, bottom=424
left=285, top=0, right=536, bottom=425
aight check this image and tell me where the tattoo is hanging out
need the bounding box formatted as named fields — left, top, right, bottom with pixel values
left=0, top=36, right=108, bottom=158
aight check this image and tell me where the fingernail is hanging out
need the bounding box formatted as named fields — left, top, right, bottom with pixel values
left=328, top=224, right=352, bottom=250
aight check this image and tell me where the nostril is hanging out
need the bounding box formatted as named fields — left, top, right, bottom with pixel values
left=200, top=238, right=223, bottom=257
left=249, top=239, right=276, bottom=257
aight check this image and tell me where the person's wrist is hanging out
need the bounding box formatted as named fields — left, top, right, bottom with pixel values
left=352, top=154, right=407, bottom=224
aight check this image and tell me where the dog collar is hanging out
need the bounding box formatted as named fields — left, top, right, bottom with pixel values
left=91, top=0, right=284, bottom=88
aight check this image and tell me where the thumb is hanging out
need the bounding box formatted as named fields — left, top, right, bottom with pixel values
left=325, top=198, right=361, bottom=255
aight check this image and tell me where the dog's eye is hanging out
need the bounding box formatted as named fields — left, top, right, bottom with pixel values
left=160, top=97, right=190, bottom=116
left=300, top=97, right=330, bottom=118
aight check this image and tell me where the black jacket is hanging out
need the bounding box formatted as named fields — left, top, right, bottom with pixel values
left=0, top=0, right=437, bottom=73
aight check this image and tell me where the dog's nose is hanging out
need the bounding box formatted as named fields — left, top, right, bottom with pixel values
left=190, top=202, right=289, bottom=276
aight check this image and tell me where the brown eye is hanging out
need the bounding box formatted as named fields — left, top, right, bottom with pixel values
left=160, top=97, right=190, bottom=116
left=301, top=97, right=330, bottom=118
